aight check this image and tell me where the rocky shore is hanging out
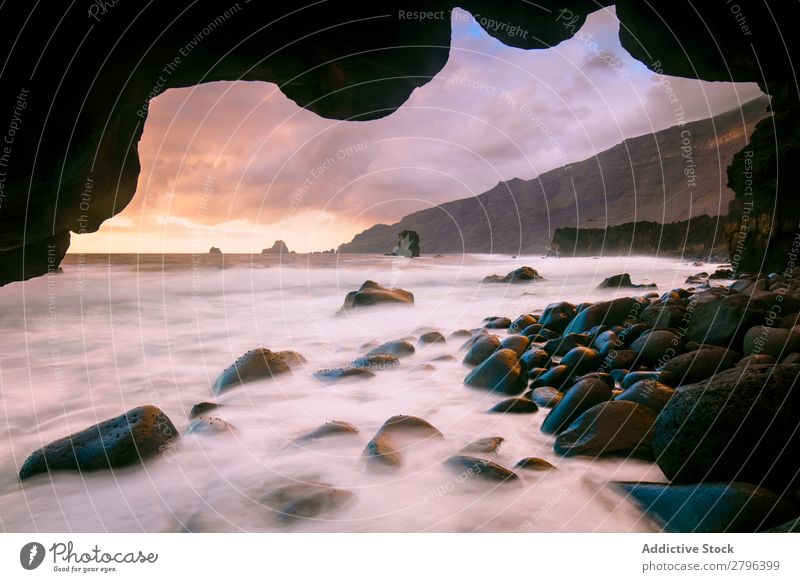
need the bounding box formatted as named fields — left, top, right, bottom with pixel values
left=16, top=266, right=800, bottom=533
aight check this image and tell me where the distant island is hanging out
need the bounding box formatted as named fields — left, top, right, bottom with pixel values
left=262, top=240, right=291, bottom=255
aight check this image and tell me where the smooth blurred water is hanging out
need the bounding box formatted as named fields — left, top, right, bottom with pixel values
left=0, top=253, right=718, bottom=532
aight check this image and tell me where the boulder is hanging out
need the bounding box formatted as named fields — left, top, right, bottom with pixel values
left=341, top=280, right=414, bottom=310
left=600, top=349, right=639, bottom=371
left=499, top=334, right=530, bottom=356
left=742, top=325, right=800, bottom=359
left=464, top=349, right=527, bottom=394
left=19, top=406, right=178, bottom=480
left=367, top=340, right=415, bottom=358
left=418, top=331, right=446, bottom=345
left=482, top=266, right=542, bottom=284
left=529, top=386, right=563, bottom=408
left=514, top=457, right=556, bottom=471
left=462, top=333, right=500, bottom=366
left=615, top=380, right=675, bottom=412
left=560, top=346, right=603, bottom=375
left=509, top=314, right=538, bottom=333
left=686, top=291, right=762, bottom=346
left=212, top=348, right=292, bottom=394
left=484, top=316, right=512, bottom=329
left=530, top=364, right=571, bottom=390
left=736, top=353, right=776, bottom=367
left=653, top=364, right=800, bottom=489
left=461, top=436, right=504, bottom=454
left=554, top=401, right=656, bottom=459
left=363, top=415, right=443, bottom=468
left=618, top=323, right=650, bottom=345
left=189, top=401, right=219, bottom=419
left=351, top=353, right=400, bottom=370
left=597, top=273, right=656, bottom=289
left=293, top=420, right=359, bottom=444
left=313, top=367, right=375, bottom=381
left=617, top=482, right=797, bottom=533
left=541, top=378, right=612, bottom=435
left=187, top=416, right=237, bottom=435
left=564, top=297, right=644, bottom=335
left=638, top=301, right=686, bottom=328
left=208, top=246, right=222, bottom=254
left=520, top=348, right=549, bottom=369
left=659, top=346, right=740, bottom=384
left=621, top=370, right=676, bottom=388
left=489, top=398, right=539, bottom=414
left=444, top=456, right=519, bottom=483
left=539, top=302, right=577, bottom=334
left=630, top=329, right=684, bottom=367
left=593, top=330, right=623, bottom=356
left=262, top=482, right=353, bottom=522
left=542, top=333, right=590, bottom=356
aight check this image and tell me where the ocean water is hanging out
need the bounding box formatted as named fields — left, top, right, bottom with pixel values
left=0, top=253, right=718, bottom=532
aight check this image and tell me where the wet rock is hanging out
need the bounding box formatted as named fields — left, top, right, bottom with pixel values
left=341, top=280, right=414, bottom=309
left=560, top=346, right=603, bottom=375
left=462, top=333, right=500, bottom=366
left=462, top=436, right=504, bottom=454
left=484, top=316, right=512, bottom=329
left=509, top=314, right=538, bottom=333
left=638, top=301, right=686, bottom=328
left=367, top=340, right=415, bottom=358
left=498, top=334, right=530, bottom=356
left=212, top=348, right=292, bottom=395
left=187, top=416, right=237, bottom=435
left=542, top=333, right=590, bottom=356
left=708, top=268, right=733, bottom=279
left=19, top=406, right=178, bottom=480
left=432, top=354, right=456, bottom=362
left=617, top=482, right=797, bottom=532
left=736, top=353, right=776, bottom=367
left=293, top=420, right=359, bottom=444
left=313, top=367, right=375, bottom=381
left=520, top=348, right=549, bottom=369
left=593, top=330, right=623, bottom=356
left=742, top=325, right=800, bottom=359
left=659, top=346, right=739, bottom=384
left=464, top=348, right=527, bottom=394
left=418, top=331, right=446, bottom=345
left=621, top=370, right=676, bottom=388
left=541, top=378, right=612, bottom=435
left=189, top=401, right=219, bottom=419
left=615, top=380, right=675, bottom=412
left=597, top=273, right=656, bottom=289
left=489, top=398, right=539, bottom=414
left=653, top=364, right=800, bottom=489
left=519, top=323, right=543, bottom=337
left=530, top=364, right=572, bottom=390
left=275, top=350, right=307, bottom=369
left=531, top=328, right=560, bottom=342
left=363, top=415, right=443, bottom=468
left=351, top=353, right=400, bottom=370
left=600, top=349, right=639, bottom=371
left=262, top=482, right=353, bottom=522
left=554, top=401, right=656, bottom=459
left=449, top=329, right=473, bottom=340
left=630, top=330, right=685, bottom=366
left=686, top=291, right=762, bottom=346
left=577, top=372, right=615, bottom=388
left=782, top=352, right=800, bottom=364
left=564, top=297, right=644, bottom=335
left=514, top=457, right=556, bottom=471
left=685, top=272, right=708, bottom=284
left=618, top=323, right=650, bottom=345
left=482, top=266, right=542, bottom=284
left=444, top=455, right=519, bottom=483
left=539, top=302, right=577, bottom=334
left=529, top=386, right=562, bottom=408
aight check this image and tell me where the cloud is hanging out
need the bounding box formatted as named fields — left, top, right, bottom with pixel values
left=71, top=7, right=764, bottom=253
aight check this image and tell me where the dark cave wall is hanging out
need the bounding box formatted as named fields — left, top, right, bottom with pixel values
left=0, top=0, right=797, bottom=284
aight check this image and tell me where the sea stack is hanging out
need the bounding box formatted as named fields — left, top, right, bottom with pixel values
left=390, top=230, right=420, bottom=257
left=209, top=247, right=222, bottom=254
left=262, top=240, right=290, bottom=254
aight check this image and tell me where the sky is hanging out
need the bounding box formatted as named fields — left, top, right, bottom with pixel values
left=70, top=7, right=764, bottom=254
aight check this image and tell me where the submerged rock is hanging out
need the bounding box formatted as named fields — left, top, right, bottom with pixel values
left=189, top=401, right=219, bottom=419
left=293, top=420, right=359, bottom=444
left=351, top=353, right=400, bottom=370
left=341, top=280, right=414, bottom=310
left=19, top=406, right=178, bottom=480
left=484, top=316, right=512, bottom=329
left=363, top=415, right=443, bottom=468
left=461, top=436, right=504, bottom=454
left=313, top=367, right=375, bottom=381
left=187, top=416, right=237, bottom=435
left=617, top=482, right=796, bottom=532
left=597, top=273, right=656, bottom=289
left=262, top=481, right=353, bottom=522
left=418, top=331, right=446, bottom=345
left=212, top=348, right=292, bottom=395
left=514, top=457, right=556, bottom=471
left=482, top=266, right=542, bottom=284
left=444, top=455, right=519, bottom=483
left=366, top=340, right=415, bottom=358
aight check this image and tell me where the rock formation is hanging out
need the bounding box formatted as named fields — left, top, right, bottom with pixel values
left=389, top=230, right=420, bottom=257
left=261, top=240, right=290, bottom=254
